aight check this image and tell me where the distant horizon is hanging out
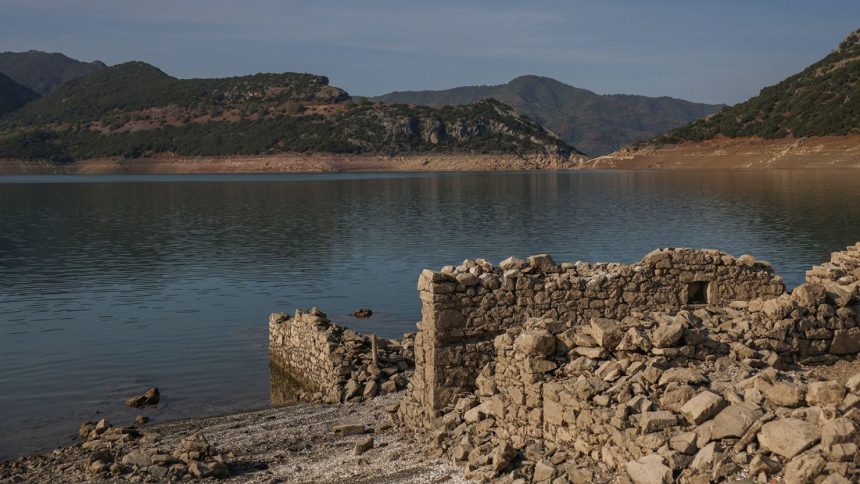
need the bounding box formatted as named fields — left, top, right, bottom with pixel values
left=1, top=1, right=859, bottom=104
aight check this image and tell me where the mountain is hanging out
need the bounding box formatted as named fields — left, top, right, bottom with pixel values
left=372, top=76, right=722, bottom=156
left=0, top=51, right=107, bottom=96
left=0, top=62, right=581, bottom=163
left=0, top=72, right=39, bottom=115
left=654, top=28, right=860, bottom=144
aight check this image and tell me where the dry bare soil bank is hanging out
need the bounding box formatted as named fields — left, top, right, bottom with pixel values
left=0, top=153, right=579, bottom=175
left=588, top=136, right=860, bottom=169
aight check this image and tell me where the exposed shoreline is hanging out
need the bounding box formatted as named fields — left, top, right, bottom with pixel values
left=0, top=152, right=582, bottom=176
left=3, top=135, right=860, bottom=175
left=588, top=135, right=860, bottom=169
left=0, top=392, right=469, bottom=483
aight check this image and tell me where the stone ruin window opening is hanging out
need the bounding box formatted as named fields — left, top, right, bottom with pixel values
left=687, top=281, right=709, bottom=305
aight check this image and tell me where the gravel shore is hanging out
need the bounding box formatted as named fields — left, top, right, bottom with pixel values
left=0, top=393, right=469, bottom=483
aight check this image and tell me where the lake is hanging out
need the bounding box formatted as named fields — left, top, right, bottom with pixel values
left=1, top=169, right=859, bottom=459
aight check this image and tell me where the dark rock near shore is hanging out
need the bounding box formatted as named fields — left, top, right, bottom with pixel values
left=125, top=387, right=159, bottom=408
left=352, top=308, right=373, bottom=318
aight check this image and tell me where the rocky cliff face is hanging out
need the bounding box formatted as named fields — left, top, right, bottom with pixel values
left=373, top=75, right=722, bottom=156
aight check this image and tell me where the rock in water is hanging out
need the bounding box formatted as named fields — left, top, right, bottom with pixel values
left=352, top=308, right=373, bottom=318
left=125, top=387, right=160, bottom=408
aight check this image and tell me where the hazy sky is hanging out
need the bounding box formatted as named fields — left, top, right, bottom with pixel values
left=2, top=1, right=858, bottom=104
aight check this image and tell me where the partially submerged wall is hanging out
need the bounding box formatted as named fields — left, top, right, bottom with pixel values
left=399, top=248, right=787, bottom=425
left=268, top=308, right=413, bottom=403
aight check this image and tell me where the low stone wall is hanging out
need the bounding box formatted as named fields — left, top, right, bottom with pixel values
left=268, top=308, right=414, bottom=403
left=399, top=248, right=787, bottom=425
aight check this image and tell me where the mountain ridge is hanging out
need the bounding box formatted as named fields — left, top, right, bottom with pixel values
left=372, top=75, right=723, bottom=156
left=0, top=72, right=40, bottom=115
left=0, top=61, right=584, bottom=165
left=0, top=50, right=107, bottom=96
left=652, top=28, right=860, bottom=144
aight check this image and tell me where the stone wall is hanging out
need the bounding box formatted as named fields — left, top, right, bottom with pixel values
left=268, top=308, right=413, bottom=404
left=399, top=248, right=787, bottom=426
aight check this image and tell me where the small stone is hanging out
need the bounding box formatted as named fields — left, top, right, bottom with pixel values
left=669, top=431, right=697, bottom=455
left=763, top=382, right=805, bottom=407
left=758, top=418, right=820, bottom=458
left=680, top=391, right=726, bottom=425
left=333, top=424, right=366, bottom=436
left=640, top=411, right=677, bottom=432
left=806, top=381, right=845, bottom=406
left=134, top=415, right=148, bottom=426
left=658, top=368, right=707, bottom=386
left=710, top=404, right=761, bottom=439
left=121, top=450, right=151, bottom=467
left=188, top=461, right=211, bottom=478
left=782, top=452, right=826, bottom=484
left=820, top=417, right=857, bottom=449
left=351, top=308, right=373, bottom=318
left=624, top=453, right=672, bottom=484
left=380, top=380, right=397, bottom=393
left=533, top=460, right=556, bottom=481
left=353, top=436, right=374, bottom=455
left=363, top=380, right=379, bottom=399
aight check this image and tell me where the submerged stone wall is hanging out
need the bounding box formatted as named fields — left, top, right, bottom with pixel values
left=268, top=308, right=414, bottom=404
left=399, top=248, right=787, bottom=425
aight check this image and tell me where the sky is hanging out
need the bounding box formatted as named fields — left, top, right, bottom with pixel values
left=1, top=0, right=858, bottom=105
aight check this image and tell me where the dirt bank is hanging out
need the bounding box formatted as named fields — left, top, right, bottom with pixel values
left=0, top=152, right=581, bottom=175
left=587, top=135, right=860, bottom=169
left=0, top=393, right=469, bottom=484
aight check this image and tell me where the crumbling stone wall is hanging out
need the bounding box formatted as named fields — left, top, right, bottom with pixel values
left=268, top=308, right=414, bottom=403
left=399, top=248, right=787, bottom=425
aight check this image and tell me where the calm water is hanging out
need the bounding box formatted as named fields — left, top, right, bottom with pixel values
left=1, top=170, right=859, bottom=459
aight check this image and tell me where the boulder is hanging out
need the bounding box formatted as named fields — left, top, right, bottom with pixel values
left=790, top=283, right=826, bottom=307
left=830, top=328, right=860, bottom=354
left=651, top=322, right=686, bottom=348
left=822, top=281, right=854, bottom=307
left=590, top=318, right=622, bottom=349
left=499, top=256, right=526, bottom=271
left=758, top=418, right=819, bottom=458
left=527, top=254, right=557, bottom=272
left=514, top=330, right=557, bottom=357
left=680, top=391, right=726, bottom=425
left=125, top=388, right=160, bottom=408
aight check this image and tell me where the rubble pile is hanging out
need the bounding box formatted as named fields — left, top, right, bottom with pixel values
left=78, top=419, right=231, bottom=481
left=420, top=312, right=859, bottom=483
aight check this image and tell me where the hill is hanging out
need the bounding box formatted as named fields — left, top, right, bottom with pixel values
left=654, top=28, right=860, bottom=144
left=0, top=72, right=39, bottom=115
left=0, top=51, right=106, bottom=96
left=0, top=62, right=582, bottom=165
left=372, top=76, right=722, bottom=156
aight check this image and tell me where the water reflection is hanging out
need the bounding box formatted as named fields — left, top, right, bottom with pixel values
left=268, top=358, right=302, bottom=406
left=0, top=170, right=859, bottom=459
